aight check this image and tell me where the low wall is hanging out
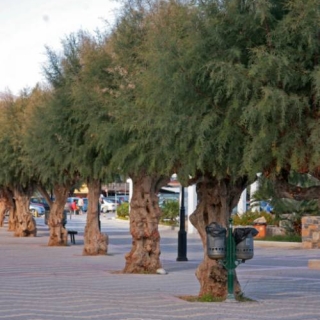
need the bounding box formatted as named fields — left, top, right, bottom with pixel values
left=266, top=225, right=285, bottom=237
left=302, top=216, right=320, bottom=249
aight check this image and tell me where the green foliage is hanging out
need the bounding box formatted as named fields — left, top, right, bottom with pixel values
left=257, top=234, right=302, bottom=242
left=197, top=294, right=223, bottom=303
left=179, top=294, right=224, bottom=303
left=116, top=202, right=129, bottom=219
left=0, top=90, right=40, bottom=189
left=2, top=0, right=320, bottom=229
left=280, top=212, right=303, bottom=236
left=232, top=211, right=277, bottom=226
left=251, top=174, right=320, bottom=236
left=242, top=0, right=320, bottom=176
left=160, top=200, right=179, bottom=225
left=108, top=2, right=180, bottom=178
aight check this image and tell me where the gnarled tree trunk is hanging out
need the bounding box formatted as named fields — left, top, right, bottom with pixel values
left=83, top=179, right=108, bottom=255
left=0, top=187, right=13, bottom=227
left=8, top=202, right=16, bottom=232
left=0, top=200, right=6, bottom=227
left=13, top=185, right=37, bottom=237
left=123, top=174, right=170, bottom=273
left=47, top=184, right=69, bottom=246
left=189, top=175, right=248, bottom=298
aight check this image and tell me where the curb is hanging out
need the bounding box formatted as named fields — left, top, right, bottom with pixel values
left=254, top=240, right=302, bottom=248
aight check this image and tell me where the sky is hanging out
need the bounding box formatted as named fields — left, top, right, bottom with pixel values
left=0, top=0, right=121, bottom=95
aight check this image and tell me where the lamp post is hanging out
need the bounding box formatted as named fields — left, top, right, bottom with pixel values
left=97, top=202, right=101, bottom=231
left=98, top=181, right=101, bottom=231
left=177, top=186, right=188, bottom=261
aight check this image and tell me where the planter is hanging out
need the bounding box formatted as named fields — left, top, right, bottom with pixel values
left=253, top=223, right=266, bottom=239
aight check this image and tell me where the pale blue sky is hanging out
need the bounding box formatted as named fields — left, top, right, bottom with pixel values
left=0, top=0, right=120, bottom=95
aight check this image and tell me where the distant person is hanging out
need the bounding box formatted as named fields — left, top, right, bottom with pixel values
left=78, top=197, right=84, bottom=215
left=70, top=200, right=78, bottom=218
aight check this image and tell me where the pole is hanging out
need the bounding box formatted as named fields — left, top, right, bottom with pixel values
left=98, top=181, right=101, bottom=231
left=226, top=218, right=236, bottom=301
left=177, top=186, right=188, bottom=261
left=98, top=202, right=101, bottom=231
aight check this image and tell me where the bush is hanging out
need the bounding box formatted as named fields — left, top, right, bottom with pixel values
left=160, top=200, right=179, bottom=225
left=258, top=234, right=302, bottom=242
left=116, top=202, right=129, bottom=219
left=280, top=213, right=302, bottom=236
left=232, top=210, right=277, bottom=226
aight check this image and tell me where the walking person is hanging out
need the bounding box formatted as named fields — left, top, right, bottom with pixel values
left=78, top=197, right=84, bottom=215
left=70, top=200, right=77, bottom=219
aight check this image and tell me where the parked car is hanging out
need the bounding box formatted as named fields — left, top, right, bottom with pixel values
left=117, top=195, right=129, bottom=204
left=29, top=203, right=45, bottom=217
left=100, top=197, right=116, bottom=213
left=30, top=197, right=50, bottom=212
left=104, top=197, right=120, bottom=205
left=82, top=198, right=88, bottom=212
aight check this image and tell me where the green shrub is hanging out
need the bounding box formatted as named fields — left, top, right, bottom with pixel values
left=116, top=202, right=129, bottom=219
left=280, top=213, right=302, bottom=236
left=232, top=210, right=277, bottom=226
left=160, top=200, right=179, bottom=225
left=257, top=234, right=302, bottom=242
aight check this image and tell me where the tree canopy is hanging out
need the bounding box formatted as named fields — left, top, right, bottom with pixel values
left=1, top=0, right=320, bottom=298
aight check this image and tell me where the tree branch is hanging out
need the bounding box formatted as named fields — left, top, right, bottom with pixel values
left=274, top=171, right=320, bottom=201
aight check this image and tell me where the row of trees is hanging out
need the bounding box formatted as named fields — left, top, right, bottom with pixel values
left=1, top=0, right=320, bottom=299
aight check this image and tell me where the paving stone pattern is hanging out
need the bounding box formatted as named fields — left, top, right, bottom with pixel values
left=0, top=215, right=320, bottom=320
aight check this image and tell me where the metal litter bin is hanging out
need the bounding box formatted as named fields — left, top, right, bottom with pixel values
left=206, top=222, right=227, bottom=260
left=234, top=227, right=258, bottom=260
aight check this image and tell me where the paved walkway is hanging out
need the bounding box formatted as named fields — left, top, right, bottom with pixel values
left=1, top=215, right=320, bottom=320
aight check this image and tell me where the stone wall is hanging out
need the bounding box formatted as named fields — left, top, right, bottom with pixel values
left=266, top=225, right=285, bottom=237
left=302, top=216, right=320, bottom=249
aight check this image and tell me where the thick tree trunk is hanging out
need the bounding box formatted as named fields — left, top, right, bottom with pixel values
left=13, top=185, right=37, bottom=237
left=47, top=184, right=69, bottom=246
left=83, top=179, right=108, bottom=255
left=0, top=187, right=14, bottom=228
left=8, top=204, right=16, bottom=232
left=0, top=201, right=6, bottom=227
left=189, top=175, right=248, bottom=299
left=0, top=189, right=9, bottom=227
left=123, top=174, right=170, bottom=273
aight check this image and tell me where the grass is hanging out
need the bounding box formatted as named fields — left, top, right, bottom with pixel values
left=255, top=234, right=301, bottom=242
left=178, top=293, right=256, bottom=303
left=116, top=216, right=129, bottom=220
left=179, top=294, right=224, bottom=302
left=236, top=292, right=256, bottom=302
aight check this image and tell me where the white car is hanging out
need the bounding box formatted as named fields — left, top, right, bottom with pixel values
left=29, top=203, right=45, bottom=217
left=100, top=198, right=116, bottom=213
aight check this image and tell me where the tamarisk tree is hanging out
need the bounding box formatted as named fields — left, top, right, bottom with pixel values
left=121, top=0, right=294, bottom=298
left=108, top=2, right=174, bottom=273
left=242, top=1, right=320, bottom=211
left=0, top=91, right=38, bottom=237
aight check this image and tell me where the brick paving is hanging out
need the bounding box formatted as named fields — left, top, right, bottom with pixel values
left=0, top=215, right=320, bottom=320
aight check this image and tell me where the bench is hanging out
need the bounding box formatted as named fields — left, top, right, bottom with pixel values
left=67, top=230, right=78, bottom=244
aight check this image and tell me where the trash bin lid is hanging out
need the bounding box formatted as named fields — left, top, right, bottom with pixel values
left=206, top=222, right=226, bottom=237
left=233, top=227, right=259, bottom=245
